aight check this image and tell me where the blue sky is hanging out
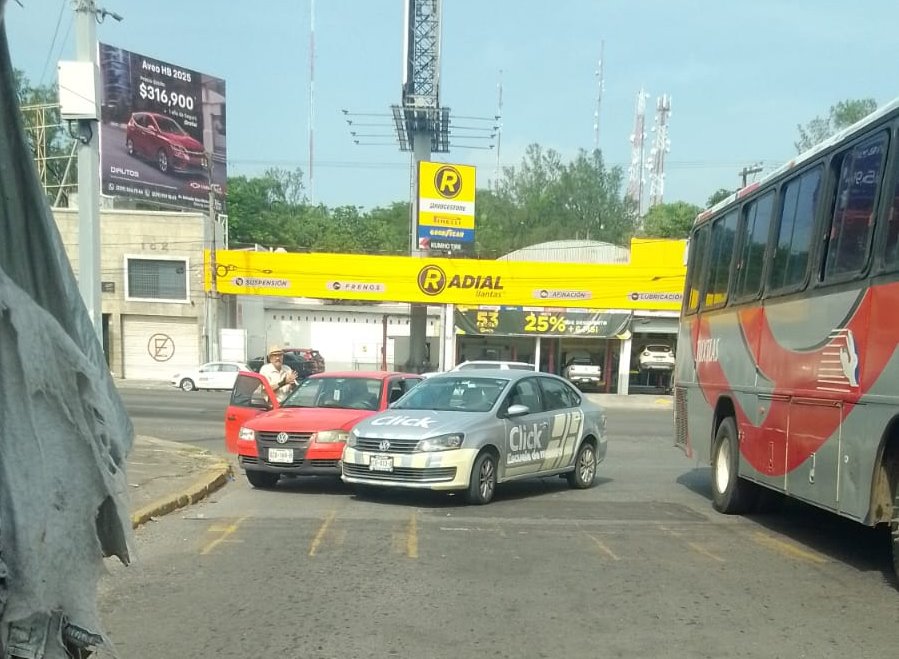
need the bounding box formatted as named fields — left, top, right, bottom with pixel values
left=8, top=1, right=899, bottom=211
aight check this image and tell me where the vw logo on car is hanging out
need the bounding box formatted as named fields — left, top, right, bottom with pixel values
left=276, top=432, right=290, bottom=445
left=378, top=440, right=391, bottom=451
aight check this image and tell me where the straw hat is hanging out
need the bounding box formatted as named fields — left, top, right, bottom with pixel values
left=267, top=345, right=284, bottom=356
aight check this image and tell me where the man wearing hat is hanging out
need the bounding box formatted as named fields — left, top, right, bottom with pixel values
left=260, top=345, right=298, bottom=402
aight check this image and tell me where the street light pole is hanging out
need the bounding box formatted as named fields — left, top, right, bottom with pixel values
left=74, top=0, right=102, bottom=342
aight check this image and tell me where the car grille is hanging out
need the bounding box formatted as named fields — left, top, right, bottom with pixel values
left=354, top=437, right=420, bottom=454
left=309, top=459, right=340, bottom=469
left=343, top=463, right=456, bottom=482
left=258, top=432, right=312, bottom=447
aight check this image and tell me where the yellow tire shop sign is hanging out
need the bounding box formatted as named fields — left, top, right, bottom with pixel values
left=206, top=239, right=687, bottom=311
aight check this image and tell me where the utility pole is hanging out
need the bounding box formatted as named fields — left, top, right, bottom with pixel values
left=739, top=163, right=763, bottom=188
left=206, top=158, right=219, bottom=362
left=74, top=0, right=102, bottom=342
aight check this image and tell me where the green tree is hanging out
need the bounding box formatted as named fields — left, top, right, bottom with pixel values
left=477, top=144, right=635, bottom=256
left=706, top=188, right=732, bottom=207
left=641, top=201, right=702, bottom=239
left=795, top=98, right=877, bottom=153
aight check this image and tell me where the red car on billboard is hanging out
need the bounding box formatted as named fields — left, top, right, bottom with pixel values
left=225, top=371, right=422, bottom=488
left=125, top=111, right=207, bottom=175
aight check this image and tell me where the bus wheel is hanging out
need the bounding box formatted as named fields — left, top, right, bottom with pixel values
left=711, top=417, right=756, bottom=514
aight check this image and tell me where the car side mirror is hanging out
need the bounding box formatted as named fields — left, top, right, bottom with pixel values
left=506, top=404, right=530, bottom=418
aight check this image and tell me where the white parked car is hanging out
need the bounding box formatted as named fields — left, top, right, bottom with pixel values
left=563, top=357, right=602, bottom=388
left=638, top=345, right=676, bottom=371
left=171, top=361, right=250, bottom=392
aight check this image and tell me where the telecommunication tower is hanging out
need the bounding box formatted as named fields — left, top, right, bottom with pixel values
left=626, top=88, right=649, bottom=218
left=593, top=41, right=604, bottom=153
left=647, top=94, right=671, bottom=209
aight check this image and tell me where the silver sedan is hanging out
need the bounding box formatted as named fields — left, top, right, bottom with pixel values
left=341, top=370, right=607, bottom=504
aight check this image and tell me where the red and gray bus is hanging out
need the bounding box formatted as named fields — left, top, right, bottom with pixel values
left=674, top=97, right=899, bottom=578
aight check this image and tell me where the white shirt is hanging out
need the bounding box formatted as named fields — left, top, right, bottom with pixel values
left=259, top=362, right=296, bottom=402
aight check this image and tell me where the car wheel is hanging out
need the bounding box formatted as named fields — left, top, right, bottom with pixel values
left=711, top=416, right=757, bottom=514
left=566, top=440, right=597, bottom=489
left=126, top=137, right=134, bottom=155
left=246, top=470, right=279, bottom=489
left=157, top=148, right=169, bottom=173
left=466, top=451, right=497, bottom=505
left=179, top=378, right=196, bottom=392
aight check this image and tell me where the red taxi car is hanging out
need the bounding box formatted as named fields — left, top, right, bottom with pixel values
left=225, top=371, right=422, bottom=488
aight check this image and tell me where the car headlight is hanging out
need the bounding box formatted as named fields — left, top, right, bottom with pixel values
left=416, top=433, right=463, bottom=452
left=347, top=428, right=361, bottom=448
left=238, top=427, right=256, bottom=442
left=172, top=145, right=188, bottom=158
left=314, top=430, right=350, bottom=444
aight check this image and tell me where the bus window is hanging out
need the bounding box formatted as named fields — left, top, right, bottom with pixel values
left=733, top=192, right=774, bottom=300
left=822, top=132, right=888, bottom=280
left=769, top=167, right=822, bottom=292
left=704, top=210, right=738, bottom=309
left=685, top=224, right=710, bottom=314
left=882, top=148, right=899, bottom=269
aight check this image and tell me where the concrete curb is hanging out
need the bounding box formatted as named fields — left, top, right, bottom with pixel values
left=130, top=455, right=234, bottom=530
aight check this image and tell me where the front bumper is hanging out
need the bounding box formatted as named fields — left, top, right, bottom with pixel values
left=237, top=435, right=344, bottom=476
left=341, top=447, right=479, bottom=490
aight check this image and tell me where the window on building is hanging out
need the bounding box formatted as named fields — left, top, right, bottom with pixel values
left=126, top=258, right=188, bottom=301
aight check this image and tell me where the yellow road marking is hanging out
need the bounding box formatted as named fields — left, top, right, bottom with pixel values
left=406, top=512, right=419, bottom=559
left=584, top=533, right=619, bottom=560
left=200, top=517, right=247, bottom=555
left=687, top=541, right=725, bottom=563
left=753, top=532, right=827, bottom=565
left=660, top=525, right=725, bottom=563
left=309, top=510, right=337, bottom=557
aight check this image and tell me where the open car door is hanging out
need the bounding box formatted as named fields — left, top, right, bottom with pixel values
left=225, top=371, right=279, bottom=453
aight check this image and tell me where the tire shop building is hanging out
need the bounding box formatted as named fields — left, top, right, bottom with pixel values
left=212, top=238, right=687, bottom=395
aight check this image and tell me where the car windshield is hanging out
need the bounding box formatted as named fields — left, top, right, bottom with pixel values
left=391, top=376, right=508, bottom=412
left=282, top=377, right=381, bottom=410
left=155, top=116, right=188, bottom=135
left=647, top=345, right=671, bottom=352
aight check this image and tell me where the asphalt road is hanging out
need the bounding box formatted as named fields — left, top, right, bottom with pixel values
left=99, top=401, right=899, bottom=658
left=119, top=386, right=232, bottom=450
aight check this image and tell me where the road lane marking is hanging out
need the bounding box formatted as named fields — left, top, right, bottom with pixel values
left=752, top=532, right=827, bottom=564
left=584, top=532, right=619, bottom=560
left=660, top=525, right=725, bottom=563
left=687, top=541, right=725, bottom=563
left=406, top=512, right=419, bottom=559
left=200, top=516, right=247, bottom=555
left=309, top=510, right=337, bottom=557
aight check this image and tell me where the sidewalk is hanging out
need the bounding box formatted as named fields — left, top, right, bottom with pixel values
left=127, top=436, right=233, bottom=529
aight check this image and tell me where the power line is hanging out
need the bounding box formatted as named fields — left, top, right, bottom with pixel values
left=38, top=0, right=67, bottom=85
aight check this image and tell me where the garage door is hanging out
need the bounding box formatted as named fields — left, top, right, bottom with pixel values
left=123, top=316, right=200, bottom=380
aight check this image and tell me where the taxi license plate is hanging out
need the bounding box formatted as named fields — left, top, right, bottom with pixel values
left=268, top=448, right=293, bottom=463
left=369, top=455, right=393, bottom=472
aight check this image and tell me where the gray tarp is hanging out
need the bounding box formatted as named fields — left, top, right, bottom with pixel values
left=0, top=4, right=133, bottom=657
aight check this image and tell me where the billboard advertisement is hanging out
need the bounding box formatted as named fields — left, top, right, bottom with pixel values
left=98, top=43, right=226, bottom=213
left=417, top=161, right=475, bottom=255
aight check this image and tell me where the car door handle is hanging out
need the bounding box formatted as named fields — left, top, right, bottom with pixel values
left=226, top=414, right=237, bottom=421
